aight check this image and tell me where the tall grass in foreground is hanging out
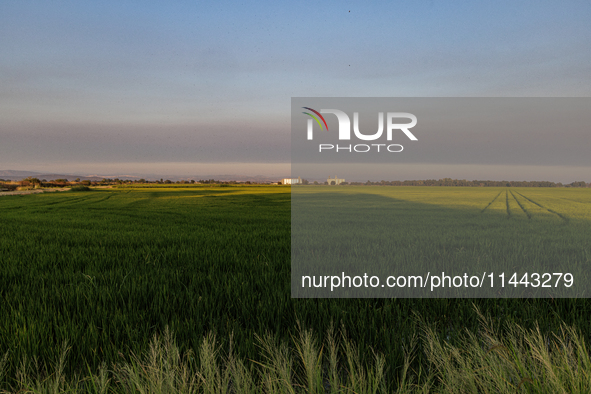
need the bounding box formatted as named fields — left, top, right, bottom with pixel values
left=2, top=308, right=590, bottom=394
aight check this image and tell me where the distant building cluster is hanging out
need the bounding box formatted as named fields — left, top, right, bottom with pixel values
left=327, top=176, right=345, bottom=185
left=278, top=176, right=347, bottom=185
left=281, top=176, right=302, bottom=185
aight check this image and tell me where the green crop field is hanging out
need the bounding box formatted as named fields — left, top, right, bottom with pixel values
left=292, top=186, right=591, bottom=297
left=1, top=185, right=591, bottom=389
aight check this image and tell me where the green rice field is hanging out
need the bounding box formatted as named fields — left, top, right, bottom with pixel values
left=1, top=185, right=590, bottom=388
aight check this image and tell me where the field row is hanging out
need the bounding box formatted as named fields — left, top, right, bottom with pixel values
left=481, top=189, right=571, bottom=221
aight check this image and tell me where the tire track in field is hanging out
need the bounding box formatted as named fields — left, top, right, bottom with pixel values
left=481, top=191, right=502, bottom=213
left=35, top=193, right=113, bottom=208
left=514, top=191, right=569, bottom=222
left=33, top=194, right=94, bottom=207
left=557, top=197, right=591, bottom=205
left=505, top=190, right=511, bottom=218
left=510, top=191, right=531, bottom=219
left=0, top=194, right=94, bottom=210
left=87, top=193, right=114, bottom=205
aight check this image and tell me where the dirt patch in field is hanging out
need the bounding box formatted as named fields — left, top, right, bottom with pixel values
left=0, top=188, right=69, bottom=197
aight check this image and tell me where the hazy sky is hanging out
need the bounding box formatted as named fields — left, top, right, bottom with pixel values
left=1, top=1, right=590, bottom=180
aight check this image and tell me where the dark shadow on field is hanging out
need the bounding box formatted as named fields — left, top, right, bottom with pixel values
left=292, top=189, right=590, bottom=298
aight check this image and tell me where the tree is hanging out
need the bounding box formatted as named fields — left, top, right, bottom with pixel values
left=22, top=176, right=41, bottom=185
left=570, top=181, right=586, bottom=188
left=20, top=177, right=42, bottom=187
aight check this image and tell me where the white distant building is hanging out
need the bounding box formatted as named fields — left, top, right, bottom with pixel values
left=281, top=176, right=302, bottom=185
left=327, top=176, right=345, bottom=185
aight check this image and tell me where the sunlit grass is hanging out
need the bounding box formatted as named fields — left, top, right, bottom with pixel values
left=2, top=308, right=590, bottom=393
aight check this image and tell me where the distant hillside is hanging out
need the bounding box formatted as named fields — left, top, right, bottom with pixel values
left=0, top=170, right=108, bottom=182
left=0, top=170, right=281, bottom=183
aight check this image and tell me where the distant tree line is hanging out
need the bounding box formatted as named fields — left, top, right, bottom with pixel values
left=2, top=177, right=587, bottom=189
left=342, top=178, right=590, bottom=188
left=0, top=177, right=271, bottom=187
